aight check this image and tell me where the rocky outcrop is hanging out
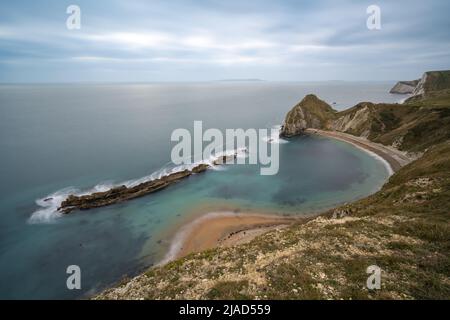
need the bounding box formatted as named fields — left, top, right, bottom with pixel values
left=279, top=94, right=337, bottom=137
left=412, top=70, right=450, bottom=97
left=389, top=80, right=419, bottom=94
left=385, top=70, right=450, bottom=103
left=96, top=141, right=450, bottom=300
left=330, top=103, right=374, bottom=137
left=213, top=154, right=238, bottom=165
left=279, top=95, right=379, bottom=139
left=58, top=163, right=210, bottom=214
left=58, top=153, right=239, bottom=214
left=387, top=70, right=450, bottom=101
left=279, top=87, right=450, bottom=153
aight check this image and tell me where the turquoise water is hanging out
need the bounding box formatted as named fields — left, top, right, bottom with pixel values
left=0, top=82, right=399, bottom=299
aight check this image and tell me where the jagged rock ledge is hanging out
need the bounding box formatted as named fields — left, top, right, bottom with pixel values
left=389, top=80, right=419, bottom=94
left=58, top=154, right=237, bottom=214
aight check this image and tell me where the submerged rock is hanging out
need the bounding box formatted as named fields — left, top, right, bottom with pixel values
left=191, top=163, right=210, bottom=173
left=58, top=163, right=210, bottom=214
left=58, top=152, right=241, bottom=214
left=212, top=153, right=237, bottom=165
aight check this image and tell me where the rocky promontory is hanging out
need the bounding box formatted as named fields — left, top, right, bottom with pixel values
left=279, top=94, right=337, bottom=137
left=58, top=163, right=210, bottom=214
left=95, top=72, right=450, bottom=300
left=280, top=72, right=450, bottom=153
left=388, top=70, right=450, bottom=100
left=389, top=80, right=419, bottom=94
left=58, top=153, right=239, bottom=214
left=409, top=70, right=450, bottom=100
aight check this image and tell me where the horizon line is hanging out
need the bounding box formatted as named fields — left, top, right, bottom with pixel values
left=0, top=79, right=397, bottom=85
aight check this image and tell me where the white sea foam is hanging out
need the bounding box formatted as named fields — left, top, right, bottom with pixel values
left=28, top=148, right=248, bottom=224
left=29, top=187, right=77, bottom=224
left=90, top=181, right=115, bottom=193
left=363, top=148, right=395, bottom=177
left=397, top=95, right=412, bottom=104
left=262, top=125, right=288, bottom=144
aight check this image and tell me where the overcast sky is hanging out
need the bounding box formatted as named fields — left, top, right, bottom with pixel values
left=0, top=0, right=449, bottom=82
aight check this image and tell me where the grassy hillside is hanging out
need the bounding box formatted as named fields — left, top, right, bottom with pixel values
left=412, top=70, right=450, bottom=97
left=97, top=140, right=450, bottom=300
left=97, top=90, right=450, bottom=300
left=280, top=90, right=450, bottom=154
left=335, top=94, right=450, bottom=153
left=367, top=91, right=450, bottom=153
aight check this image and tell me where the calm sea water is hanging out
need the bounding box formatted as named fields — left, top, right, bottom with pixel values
left=0, top=82, right=401, bottom=299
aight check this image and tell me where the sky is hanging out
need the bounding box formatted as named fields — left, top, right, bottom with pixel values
left=0, top=0, right=449, bottom=83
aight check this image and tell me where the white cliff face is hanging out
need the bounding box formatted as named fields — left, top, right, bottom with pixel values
left=281, top=106, right=307, bottom=136
left=409, top=70, right=450, bottom=100
left=412, top=73, right=428, bottom=96
left=331, top=106, right=371, bottom=134
left=389, top=81, right=418, bottom=94
left=280, top=95, right=378, bottom=139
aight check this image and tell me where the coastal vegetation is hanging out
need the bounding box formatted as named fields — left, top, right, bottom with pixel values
left=280, top=71, right=450, bottom=154
left=96, top=71, right=450, bottom=300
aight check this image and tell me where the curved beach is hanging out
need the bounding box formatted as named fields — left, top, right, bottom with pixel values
left=306, top=129, right=414, bottom=171
left=165, top=131, right=413, bottom=262
left=164, top=212, right=298, bottom=262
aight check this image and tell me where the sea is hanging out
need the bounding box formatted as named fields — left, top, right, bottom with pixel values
left=0, top=81, right=403, bottom=299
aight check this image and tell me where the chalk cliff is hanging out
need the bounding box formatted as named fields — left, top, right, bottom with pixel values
left=280, top=71, right=450, bottom=153
left=95, top=73, right=450, bottom=300
left=279, top=94, right=337, bottom=137
left=389, top=80, right=419, bottom=94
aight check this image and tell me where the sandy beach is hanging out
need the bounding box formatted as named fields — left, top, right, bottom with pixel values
left=306, top=129, right=413, bottom=172
left=165, top=130, right=414, bottom=263
left=164, top=212, right=299, bottom=261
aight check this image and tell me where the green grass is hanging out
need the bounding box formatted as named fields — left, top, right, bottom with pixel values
left=96, top=92, right=450, bottom=301
left=207, top=280, right=251, bottom=300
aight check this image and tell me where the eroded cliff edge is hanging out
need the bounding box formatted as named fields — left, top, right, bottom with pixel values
left=280, top=88, right=450, bottom=154
left=389, top=70, right=450, bottom=98
left=389, top=80, right=419, bottom=94
left=96, top=72, right=450, bottom=300
left=279, top=94, right=337, bottom=137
